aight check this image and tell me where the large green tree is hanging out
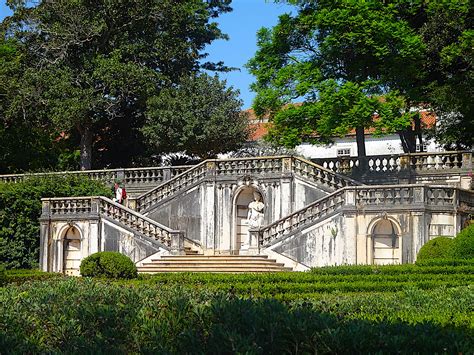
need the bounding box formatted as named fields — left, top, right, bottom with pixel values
left=2, top=0, right=232, bottom=170
left=142, top=73, right=249, bottom=158
left=0, top=39, right=69, bottom=173
left=248, top=0, right=472, bottom=156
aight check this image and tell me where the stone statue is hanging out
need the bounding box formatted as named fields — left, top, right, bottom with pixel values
left=247, top=191, right=264, bottom=229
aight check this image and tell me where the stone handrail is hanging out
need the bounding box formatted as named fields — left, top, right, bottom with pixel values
left=135, top=160, right=209, bottom=211
left=0, top=165, right=191, bottom=186
left=256, top=185, right=474, bottom=247
left=257, top=188, right=346, bottom=247
left=292, top=156, right=361, bottom=189
left=41, top=196, right=183, bottom=251
left=134, top=156, right=360, bottom=212
left=403, top=151, right=471, bottom=172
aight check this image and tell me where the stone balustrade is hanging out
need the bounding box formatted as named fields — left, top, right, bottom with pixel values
left=136, top=161, right=209, bottom=211
left=257, top=189, right=346, bottom=247
left=0, top=166, right=191, bottom=186
left=256, top=185, right=474, bottom=247
left=292, top=157, right=360, bottom=189
left=314, top=151, right=472, bottom=176
left=47, top=197, right=94, bottom=215
left=403, top=151, right=470, bottom=171
left=216, top=156, right=284, bottom=176
left=42, top=196, right=183, bottom=250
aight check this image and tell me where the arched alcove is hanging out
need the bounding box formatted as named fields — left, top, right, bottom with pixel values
left=372, top=219, right=400, bottom=265
left=62, top=226, right=82, bottom=275
left=233, top=186, right=264, bottom=253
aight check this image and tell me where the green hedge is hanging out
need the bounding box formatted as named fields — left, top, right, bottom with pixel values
left=80, top=252, right=137, bottom=279
left=4, top=269, right=63, bottom=284
left=0, top=278, right=471, bottom=353
left=0, top=175, right=112, bottom=269
left=417, top=237, right=454, bottom=262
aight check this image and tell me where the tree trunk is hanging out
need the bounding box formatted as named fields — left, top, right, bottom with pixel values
left=356, top=126, right=366, bottom=158
left=79, top=125, right=93, bottom=170
left=398, top=129, right=416, bottom=153
left=356, top=126, right=367, bottom=173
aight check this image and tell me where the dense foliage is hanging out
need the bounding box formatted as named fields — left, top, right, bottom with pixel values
left=0, top=176, right=112, bottom=269
left=416, top=236, right=454, bottom=262
left=0, top=0, right=237, bottom=171
left=0, top=264, right=5, bottom=286
left=80, top=252, right=137, bottom=279
left=0, top=265, right=472, bottom=353
left=143, top=73, right=250, bottom=158
left=248, top=0, right=473, bottom=153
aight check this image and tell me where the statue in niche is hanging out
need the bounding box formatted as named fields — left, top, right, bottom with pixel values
left=247, top=191, right=265, bottom=229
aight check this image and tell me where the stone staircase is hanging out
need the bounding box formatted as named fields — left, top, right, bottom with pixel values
left=137, top=254, right=293, bottom=273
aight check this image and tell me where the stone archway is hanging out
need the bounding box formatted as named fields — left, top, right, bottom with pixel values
left=371, top=219, right=400, bottom=265
left=233, top=186, right=264, bottom=254
left=62, top=226, right=82, bottom=275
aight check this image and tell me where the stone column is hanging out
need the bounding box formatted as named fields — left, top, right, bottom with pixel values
left=411, top=211, right=427, bottom=262
left=202, top=177, right=216, bottom=254
left=39, top=221, right=50, bottom=272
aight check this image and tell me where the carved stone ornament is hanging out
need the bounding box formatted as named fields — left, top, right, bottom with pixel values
left=378, top=211, right=388, bottom=220
left=237, top=175, right=255, bottom=187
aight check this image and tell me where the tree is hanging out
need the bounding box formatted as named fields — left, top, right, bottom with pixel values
left=0, top=39, right=69, bottom=173
left=142, top=73, right=249, bottom=158
left=2, top=0, right=232, bottom=170
left=248, top=1, right=471, bottom=156
left=418, top=3, right=473, bottom=148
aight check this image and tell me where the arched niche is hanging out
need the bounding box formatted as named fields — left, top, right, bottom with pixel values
left=232, top=185, right=264, bottom=253
left=371, top=218, right=401, bottom=265
left=62, top=226, right=82, bottom=276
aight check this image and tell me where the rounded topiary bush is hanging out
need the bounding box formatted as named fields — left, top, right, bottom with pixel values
left=451, top=223, right=474, bottom=260
left=80, top=252, right=137, bottom=279
left=416, top=237, right=454, bottom=262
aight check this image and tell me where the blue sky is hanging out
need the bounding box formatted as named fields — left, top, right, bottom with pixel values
left=0, top=1, right=294, bottom=109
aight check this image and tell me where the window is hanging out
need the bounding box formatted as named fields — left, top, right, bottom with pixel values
left=337, top=148, right=351, bottom=156
left=415, top=144, right=428, bottom=152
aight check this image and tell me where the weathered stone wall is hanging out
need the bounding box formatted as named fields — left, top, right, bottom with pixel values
left=147, top=185, right=202, bottom=243
left=271, top=214, right=350, bottom=267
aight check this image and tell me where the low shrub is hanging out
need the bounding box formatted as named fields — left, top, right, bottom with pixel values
left=80, top=252, right=137, bottom=279
left=416, top=237, right=454, bottom=262
left=451, top=224, right=474, bottom=259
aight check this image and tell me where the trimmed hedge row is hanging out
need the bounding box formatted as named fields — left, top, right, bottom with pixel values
left=0, top=278, right=472, bottom=354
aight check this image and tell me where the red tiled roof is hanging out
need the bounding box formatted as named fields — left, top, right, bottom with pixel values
left=245, top=107, right=436, bottom=141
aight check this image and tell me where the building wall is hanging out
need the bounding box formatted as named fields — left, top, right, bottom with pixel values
left=296, top=135, right=440, bottom=159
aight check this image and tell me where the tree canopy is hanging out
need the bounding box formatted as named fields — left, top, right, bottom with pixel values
left=1, top=0, right=241, bottom=171
left=248, top=0, right=473, bottom=156
left=142, top=73, right=249, bottom=158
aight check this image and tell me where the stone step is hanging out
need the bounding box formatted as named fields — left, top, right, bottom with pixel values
left=143, top=261, right=286, bottom=267
left=139, top=267, right=293, bottom=273
left=137, top=254, right=293, bottom=273
left=156, top=255, right=272, bottom=262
